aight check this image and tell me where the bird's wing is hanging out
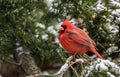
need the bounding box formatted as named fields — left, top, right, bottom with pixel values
left=66, top=28, right=94, bottom=47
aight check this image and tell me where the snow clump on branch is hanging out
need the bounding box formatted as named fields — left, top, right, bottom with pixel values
left=84, top=59, right=120, bottom=77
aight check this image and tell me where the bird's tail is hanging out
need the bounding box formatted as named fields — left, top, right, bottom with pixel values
left=90, top=48, right=103, bottom=59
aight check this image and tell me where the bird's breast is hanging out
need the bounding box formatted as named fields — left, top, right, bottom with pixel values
left=58, top=33, right=87, bottom=54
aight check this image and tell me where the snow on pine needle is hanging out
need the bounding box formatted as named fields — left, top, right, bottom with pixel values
left=47, top=26, right=58, bottom=36
left=109, top=0, right=120, bottom=8
left=35, top=23, right=46, bottom=29
left=41, top=34, right=48, bottom=40
left=84, top=59, right=120, bottom=77
left=106, top=46, right=119, bottom=55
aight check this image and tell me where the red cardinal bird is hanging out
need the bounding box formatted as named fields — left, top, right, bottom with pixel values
left=58, top=19, right=103, bottom=59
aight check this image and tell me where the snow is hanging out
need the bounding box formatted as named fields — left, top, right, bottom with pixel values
left=43, top=71, right=49, bottom=75
left=35, top=34, right=39, bottom=38
left=85, top=65, right=94, bottom=77
left=45, top=0, right=54, bottom=10
left=56, top=56, right=74, bottom=75
left=41, top=34, right=48, bottom=40
left=96, top=3, right=107, bottom=12
left=92, top=0, right=107, bottom=12
left=109, top=0, right=120, bottom=7
left=56, top=63, right=68, bottom=75
left=16, top=46, right=24, bottom=56
left=90, top=55, right=97, bottom=59
left=54, top=37, right=59, bottom=44
left=91, top=0, right=120, bottom=36
left=16, top=46, right=24, bottom=53
left=16, top=42, right=20, bottom=46
left=112, top=9, right=120, bottom=16
left=47, top=26, right=58, bottom=36
left=116, top=17, right=120, bottom=23
left=84, top=59, right=120, bottom=77
left=91, top=0, right=120, bottom=41
left=35, top=29, right=39, bottom=38
left=107, top=72, right=115, bottom=77
left=47, top=0, right=53, bottom=6
left=36, top=23, right=45, bottom=29
left=70, top=18, right=77, bottom=25
left=95, top=62, right=108, bottom=71
left=98, top=59, right=120, bottom=75
left=106, top=46, right=118, bottom=54
left=106, top=23, right=119, bottom=34
left=13, top=9, right=19, bottom=13
left=75, top=58, right=84, bottom=63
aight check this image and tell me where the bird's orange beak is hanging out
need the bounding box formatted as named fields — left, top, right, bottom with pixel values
left=58, top=26, right=64, bottom=33
left=58, top=27, right=64, bottom=31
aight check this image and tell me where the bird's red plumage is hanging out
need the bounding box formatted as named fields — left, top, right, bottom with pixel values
left=58, top=19, right=103, bottom=59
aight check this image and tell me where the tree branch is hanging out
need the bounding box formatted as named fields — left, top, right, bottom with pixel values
left=26, top=56, right=86, bottom=77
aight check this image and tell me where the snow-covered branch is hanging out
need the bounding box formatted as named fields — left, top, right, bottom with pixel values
left=26, top=56, right=86, bottom=77
left=55, top=56, right=85, bottom=76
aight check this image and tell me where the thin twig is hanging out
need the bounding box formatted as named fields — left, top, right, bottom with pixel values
left=70, top=66, right=79, bottom=77
left=79, top=62, right=84, bottom=77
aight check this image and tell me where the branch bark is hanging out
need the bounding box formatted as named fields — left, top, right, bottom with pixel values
left=16, top=47, right=43, bottom=77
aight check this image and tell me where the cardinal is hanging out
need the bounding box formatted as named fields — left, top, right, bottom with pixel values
left=58, top=19, right=103, bottom=59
